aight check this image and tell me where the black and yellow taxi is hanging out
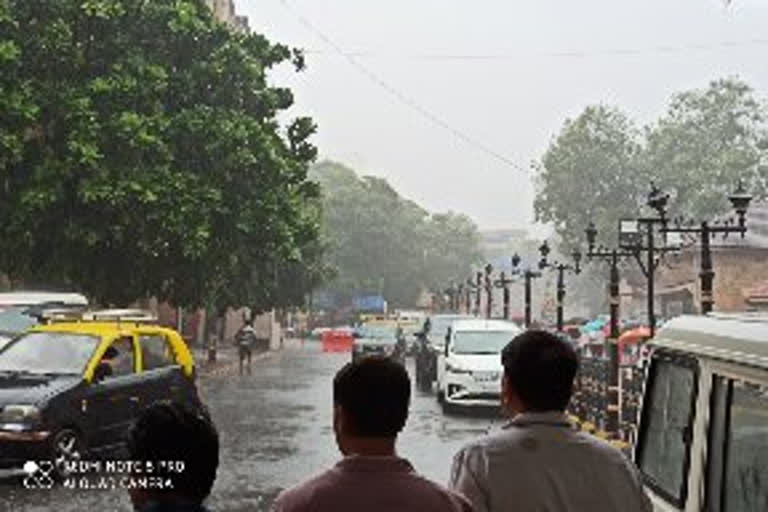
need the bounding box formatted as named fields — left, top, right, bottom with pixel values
left=0, top=312, right=204, bottom=473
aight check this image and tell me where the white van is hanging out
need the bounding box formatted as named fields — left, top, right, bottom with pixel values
left=634, top=313, right=768, bottom=511
left=436, top=319, right=521, bottom=410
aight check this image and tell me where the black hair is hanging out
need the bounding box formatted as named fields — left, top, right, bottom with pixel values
left=103, top=346, right=119, bottom=358
left=501, top=330, right=579, bottom=412
left=127, top=402, right=219, bottom=503
left=333, top=356, right=410, bottom=437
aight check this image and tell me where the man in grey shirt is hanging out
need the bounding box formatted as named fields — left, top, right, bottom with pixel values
left=450, top=330, right=652, bottom=512
left=274, top=356, right=473, bottom=512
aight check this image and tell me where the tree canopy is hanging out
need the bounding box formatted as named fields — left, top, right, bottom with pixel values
left=0, top=0, right=323, bottom=310
left=535, top=78, right=768, bottom=252
left=311, top=161, right=482, bottom=308
left=533, top=105, right=645, bottom=250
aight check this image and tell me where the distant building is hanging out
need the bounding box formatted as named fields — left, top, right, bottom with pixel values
left=205, top=0, right=250, bottom=32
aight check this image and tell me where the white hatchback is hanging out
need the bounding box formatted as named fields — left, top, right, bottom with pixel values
left=436, top=319, right=521, bottom=410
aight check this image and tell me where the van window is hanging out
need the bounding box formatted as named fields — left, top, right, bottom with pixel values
left=723, top=380, right=768, bottom=512
left=636, top=355, right=697, bottom=506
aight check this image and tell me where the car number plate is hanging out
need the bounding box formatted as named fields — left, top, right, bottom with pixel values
left=474, top=371, right=500, bottom=382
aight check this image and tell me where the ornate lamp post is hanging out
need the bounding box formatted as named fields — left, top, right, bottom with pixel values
left=494, top=267, right=517, bottom=321
left=538, top=241, right=582, bottom=332
left=511, top=253, right=542, bottom=328
left=584, top=222, right=636, bottom=438
left=618, top=183, right=679, bottom=337
left=654, top=180, right=752, bottom=314
left=464, top=277, right=475, bottom=315
left=483, top=264, right=494, bottom=318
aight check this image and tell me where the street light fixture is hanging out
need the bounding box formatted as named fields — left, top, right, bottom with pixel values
left=538, top=241, right=582, bottom=332
left=511, top=253, right=542, bottom=329
left=484, top=264, right=494, bottom=319
left=658, top=180, right=753, bottom=314
left=584, top=222, right=637, bottom=439
left=494, top=265, right=517, bottom=320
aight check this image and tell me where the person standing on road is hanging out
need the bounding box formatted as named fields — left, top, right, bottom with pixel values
left=449, top=330, right=652, bottom=512
left=235, top=318, right=257, bottom=376
left=273, top=356, right=473, bottom=512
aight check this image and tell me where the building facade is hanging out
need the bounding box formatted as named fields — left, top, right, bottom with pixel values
left=205, top=0, right=249, bottom=32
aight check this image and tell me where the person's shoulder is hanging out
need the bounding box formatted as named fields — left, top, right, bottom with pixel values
left=405, top=473, right=474, bottom=511
left=573, top=431, right=636, bottom=467
left=273, top=469, right=339, bottom=511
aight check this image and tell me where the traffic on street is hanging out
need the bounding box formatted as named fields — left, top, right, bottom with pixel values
left=1, top=339, right=502, bottom=511
left=2, top=1, right=768, bottom=511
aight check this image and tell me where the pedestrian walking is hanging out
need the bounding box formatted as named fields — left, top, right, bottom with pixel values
left=235, top=318, right=257, bottom=376
left=273, top=356, right=473, bottom=512
left=449, top=330, right=651, bottom=512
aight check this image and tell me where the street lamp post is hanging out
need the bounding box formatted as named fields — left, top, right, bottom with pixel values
left=494, top=270, right=516, bottom=320
left=617, top=184, right=679, bottom=338
left=510, top=254, right=542, bottom=328
left=474, top=271, right=482, bottom=317
left=585, top=222, right=636, bottom=438
left=464, top=277, right=474, bottom=315
left=653, top=180, right=752, bottom=314
left=538, top=241, right=582, bottom=332
left=484, top=264, right=494, bottom=319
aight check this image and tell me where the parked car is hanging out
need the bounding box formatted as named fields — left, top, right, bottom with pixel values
left=436, top=319, right=521, bottom=411
left=634, top=313, right=768, bottom=511
left=0, top=291, right=88, bottom=349
left=415, top=314, right=474, bottom=391
left=0, top=314, right=203, bottom=476
left=351, top=324, right=405, bottom=365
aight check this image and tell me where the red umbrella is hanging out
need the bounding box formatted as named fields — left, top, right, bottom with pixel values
left=618, top=327, right=651, bottom=345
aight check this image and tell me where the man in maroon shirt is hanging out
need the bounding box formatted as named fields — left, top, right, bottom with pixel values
left=273, top=356, right=472, bottom=512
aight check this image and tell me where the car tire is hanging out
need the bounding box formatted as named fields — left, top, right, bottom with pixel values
left=51, top=427, right=85, bottom=478
left=437, top=388, right=445, bottom=404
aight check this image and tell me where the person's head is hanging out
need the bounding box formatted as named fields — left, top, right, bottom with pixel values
left=332, top=356, right=410, bottom=455
left=127, top=402, right=219, bottom=509
left=102, top=345, right=119, bottom=362
left=501, top=330, right=579, bottom=415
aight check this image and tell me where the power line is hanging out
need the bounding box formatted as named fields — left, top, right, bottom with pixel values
left=279, top=0, right=531, bottom=175
left=300, top=37, right=768, bottom=61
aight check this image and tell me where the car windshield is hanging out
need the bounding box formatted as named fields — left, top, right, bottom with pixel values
left=431, top=316, right=473, bottom=338
left=0, top=331, right=99, bottom=375
left=452, top=330, right=517, bottom=355
left=357, top=326, right=396, bottom=339
left=0, top=308, right=38, bottom=335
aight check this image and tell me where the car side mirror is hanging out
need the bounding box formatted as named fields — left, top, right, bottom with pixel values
left=93, top=362, right=112, bottom=383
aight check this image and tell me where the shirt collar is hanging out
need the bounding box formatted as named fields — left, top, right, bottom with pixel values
left=503, top=411, right=572, bottom=429
left=335, top=455, right=415, bottom=474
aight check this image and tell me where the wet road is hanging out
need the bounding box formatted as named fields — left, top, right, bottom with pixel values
left=2, top=339, right=503, bottom=511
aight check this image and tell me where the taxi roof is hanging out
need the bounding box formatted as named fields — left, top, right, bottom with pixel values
left=32, top=321, right=158, bottom=338
left=653, top=313, right=768, bottom=370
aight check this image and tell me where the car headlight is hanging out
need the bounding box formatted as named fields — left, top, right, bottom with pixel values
left=446, top=363, right=472, bottom=374
left=0, top=405, right=41, bottom=426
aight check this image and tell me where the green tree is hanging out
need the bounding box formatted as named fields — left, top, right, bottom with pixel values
left=311, top=160, right=482, bottom=308
left=0, top=0, right=322, bottom=310
left=534, top=105, right=645, bottom=250
left=642, top=77, right=768, bottom=219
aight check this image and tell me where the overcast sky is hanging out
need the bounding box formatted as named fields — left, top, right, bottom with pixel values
left=237, top=0, right=768, bottom=232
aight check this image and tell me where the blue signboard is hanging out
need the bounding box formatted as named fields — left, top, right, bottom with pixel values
left=352, top=295, right=387, bottom=313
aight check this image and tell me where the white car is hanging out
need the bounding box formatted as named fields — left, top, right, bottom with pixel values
left=436, top=319, right=521, bottom=410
